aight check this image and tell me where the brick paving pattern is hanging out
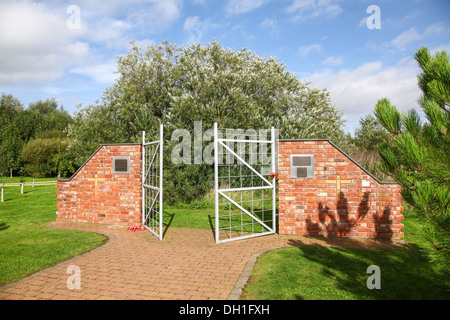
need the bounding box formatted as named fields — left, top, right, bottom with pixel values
left=0, top=222, right=403, bottom=300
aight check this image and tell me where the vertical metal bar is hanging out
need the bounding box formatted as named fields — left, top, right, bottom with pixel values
left=159, top=123, right=163, bottom=240
left=214, top=122, right=219, bottom=243
left=142, top=131, right=146, bottom=226
left=271, top=126, right=276, bottom=233
left=150, top=142, right=153, bottom=230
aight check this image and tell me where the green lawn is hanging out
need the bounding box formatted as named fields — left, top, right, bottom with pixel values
left=239, top=211, right=450, bottom=300
left=164, top=199, right=450, bottom=300
left=163, top=194, right=277, bottom=234
left=0, top=178, right=107, bottom=286
left=164, top=206, right=215, bottom=230
left=2, top=179, right=449, bottom=299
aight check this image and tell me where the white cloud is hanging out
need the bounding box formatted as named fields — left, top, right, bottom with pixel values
left=0, top=1, right=89, bottom=84
left=358, top=16, right=368, bottom=29
left=390, top=27, right=424, bottom=49
left=184, top=16, right=215, bottom=43
left=74, top=0, right=182, bottom=48
left=423, top=23, right=447, bottom=37
left=400, top=10, right=421, bottom=24
left=260, top=18, right=279, bottom=34
left=82, top=18, right=133, bottom=49
left=127, top=0, right=182, bottom=34
left=429, top=43, right=450, bottom=55
left=225, top=0, right=270, bottom=15
left=286, top=0, right=342, bottom=21
left=322, top=55, right=344, bottom=66
left=76, top=0, right=182, bottom=25
left=370, top=23, right=450, bottom=52
left=307, top=59, right=421, bottom=132
left=70, top=60, right=119, bottom=84
left=0, top=0, right=184, bottom=85
left=260, top=18, right=276, bottom=29
left=298, top=44, right=323, bottom=56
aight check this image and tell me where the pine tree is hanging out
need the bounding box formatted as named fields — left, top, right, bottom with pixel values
left=374, top=47, right=450, bottom=268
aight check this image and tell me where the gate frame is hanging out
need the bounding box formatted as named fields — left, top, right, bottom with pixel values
left=214, top=122, right=277, bottom=244
left=142, top=124, right=164, bottom=240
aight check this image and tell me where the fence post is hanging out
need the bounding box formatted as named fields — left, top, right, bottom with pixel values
left=21, top=183, right=24, bottom=194
left=32, top=179, right=35, bottom=188
left=1, top=188, right=3, bottom=202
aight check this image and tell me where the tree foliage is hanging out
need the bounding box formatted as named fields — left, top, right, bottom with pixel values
left=21, top=130, right=75, bottom=178
left=354, top=114, right=390, bottom=151
left=68, top=40, right=345, bottom=202
left=69, top=40, right=344, bottom=155
left=374, top=47, right=450, bottom=268
left=0, top=94, right=25, bottom=176
left=0, top=94, right=73, bottom=177
left=348, top=114, right=392, bottom=181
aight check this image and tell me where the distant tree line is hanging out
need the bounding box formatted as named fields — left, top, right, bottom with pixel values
left=1, top=41, right=447, bottom=268
left=0, top=95, right=74, bottom=178
left=0, top=40, right=410, bottom=184
left=67, top=40, right=348, bottom=203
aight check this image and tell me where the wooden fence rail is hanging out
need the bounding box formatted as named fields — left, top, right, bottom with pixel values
left=0, top=180, right=57, bottom=201
left=0, top=181, right=57, bottom=187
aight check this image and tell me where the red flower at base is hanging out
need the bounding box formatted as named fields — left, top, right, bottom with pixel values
left=269, top=172, right=276, bottom=179
left=127, top=225, right=145, bottom=231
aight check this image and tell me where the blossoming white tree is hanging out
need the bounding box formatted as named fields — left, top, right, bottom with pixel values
left=69, top=40, right=345, bottom=202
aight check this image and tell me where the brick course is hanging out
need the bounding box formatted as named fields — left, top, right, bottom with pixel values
left=56, top=144, right=142, bottom=226
left=56, top=140, right=404, bottom=238
left=278, top=140, right=404, bottom=239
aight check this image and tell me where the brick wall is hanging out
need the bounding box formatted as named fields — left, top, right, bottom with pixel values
left=278, top=140, right=404, bottom=239
left=56, top=144, right=142, bottom=226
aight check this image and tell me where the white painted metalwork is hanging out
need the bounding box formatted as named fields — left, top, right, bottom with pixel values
left=214, top=123, right=277, bottom=244
left=142, top=124, right=163, bottom=240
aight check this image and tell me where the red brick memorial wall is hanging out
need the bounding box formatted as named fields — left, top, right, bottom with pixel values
left=277, top=140, right=404, bottom=239
left=56, top=144, right=142, bottom=226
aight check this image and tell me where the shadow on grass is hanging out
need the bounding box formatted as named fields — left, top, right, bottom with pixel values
left=285, top=238, right=450, bottom=300
left=163, top=211, right=175, bottom=237
left=0, top=222, right=9, bottom=231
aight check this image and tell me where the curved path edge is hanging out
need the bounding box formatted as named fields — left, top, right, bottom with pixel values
left=227, top=245, right=291, bottom=300
left=0, top=221, right=115, bottom=292
left=1, top=221, right=405, bottom=300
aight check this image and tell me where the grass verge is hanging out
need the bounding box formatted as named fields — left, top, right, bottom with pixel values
left=239, top=209, right=450, bottom=300
left=2, top=180, right=448, bottom=300
left=0, top=178, right=107, bottom=286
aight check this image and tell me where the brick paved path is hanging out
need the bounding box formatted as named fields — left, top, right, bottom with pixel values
left=0, top=222, right=402, bottom=300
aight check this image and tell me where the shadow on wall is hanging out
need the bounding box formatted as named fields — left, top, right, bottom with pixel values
left=306, top=192, right=393, bottom=240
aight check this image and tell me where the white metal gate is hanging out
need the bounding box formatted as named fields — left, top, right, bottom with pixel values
left=142, top=124, right=163, bottom=240
left=214, top=123, right=277, bottom=244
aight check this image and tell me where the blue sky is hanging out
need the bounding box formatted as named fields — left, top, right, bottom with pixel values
left=1, top=0, right=449, bottom=134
